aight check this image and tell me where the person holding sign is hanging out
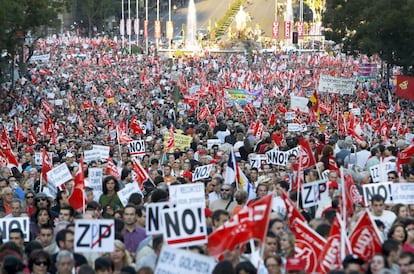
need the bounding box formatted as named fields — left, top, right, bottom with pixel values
left=99, top=176, right=124, bottom=219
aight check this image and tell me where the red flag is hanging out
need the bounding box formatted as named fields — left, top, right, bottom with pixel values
left=396, top=75, right=414, bottom=100
left=198, top=105, right=211, bottom=121
left=0, top=127, right=19, bottom=166
left=41, top=147, right=52, bottom=184
left=130, top=116, right=144, bottom=135
left=245, top=103, right=255, bottom=117
left=69, top=156, right=86, bottom=212
left=132, top=158, right=148, bottom=191
left=105, top=157, right=120, bottom=179
left=349, top=211, right=383, bottom=262
left=26, top=125, right=38, bottom=145
left=14, top=119, right=24, bottom=143
left=294, top=137, right=316, bottom=169
left=339, top=174, right=363, bottom=220
left=0, top=151, right=8, bottom=168
left=397, top=142, right=414, bottom=165
left=294, top=219, right=327, bottom=273
left=281, top=190, right=306, bottom=233
left=328, top=156, right=341, bottom=177
left=116, top=125, right=134, bottom=144
left=45, top=116, right=54, bottom=134
left=41, top=99, right=54, bottom=114
left=82, top=100, right=94, bottom=110
left=316, top=216, right=342, bottom=272
left=165, top=125, right=175, bottom=152
left=208, top=115, right=217, bottom=129
left=268, top=112, right=276, bottom=127
left=207, top=195, right=272, bottom=256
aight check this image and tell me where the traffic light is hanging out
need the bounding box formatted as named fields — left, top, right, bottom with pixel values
left=292, top=32, right=298, bottom=44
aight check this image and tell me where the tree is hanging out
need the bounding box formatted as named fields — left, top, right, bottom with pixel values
left=323, top=0, right=414, bottom=75
left=0, top=0, right=68, bottom=83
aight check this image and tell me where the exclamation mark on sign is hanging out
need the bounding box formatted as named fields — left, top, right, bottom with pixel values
left=198, top=207, right=204, bottom=233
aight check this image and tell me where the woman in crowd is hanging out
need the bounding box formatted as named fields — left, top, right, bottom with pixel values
left=99, top=175, right=123, bottom=219
left=109, top=240, right=134, bottom=274
left=28, top=249, right=52, bottom=274
left=366, top=254, right=390, bottom=274
left=30, top=207, right=54, bottom=239
left=264, top=254, right=283, bottom=274
left=387, top=223, right=407, bottom=243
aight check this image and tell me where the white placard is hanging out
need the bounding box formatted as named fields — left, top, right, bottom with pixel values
left=288, top=123, right=306, bottom=132
left=362, top=181, right=393, bottom=206
left=405, top=133, right=414, bottom=144
left=168, top=183, right=205, bottom=207
left=369, top=162, right=396, bottom=183
left=146, top=202, right=175, bottom=235
left=117, top=183, right=141, bottom=207
left=318, top=74, right=356, bottom=95
left=285, top=111, right=297, bottom=120
left=266, top=146, right=300, bottom=166
left=301, top=180, right=329, bottom=208
left=84, top=150, right=101, bottom=163
left=155, top=245, right=216, bottom=274
left=250, top=154, right=267, bottom=169
left=74, top=219, right=115, bottom=253
left=46, top=163, right=72, bottom=187
left=391, top=183, right=414, bottom=205
left=0, top=217, right=30, bottom=242
left=290, top=95, right=309, bottom=113
left=128, top=140, right=146, bottom=157
left=192, top=165, right=213, bottom=181
left=88, top=168, right=103, bottom=192
left=92, top=145, right=110, bottom=159
left=161, top=206, right=207, bottom=247
left=34, top=152, right=53, bottom=166
left=207, top=139, right=221, bottom=149
left=350, top=108, right=361, bottom=116
left=54, top=99, right=63, bottom=106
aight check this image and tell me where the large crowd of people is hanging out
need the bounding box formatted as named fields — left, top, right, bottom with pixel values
left=0, top=33, right=413, bottom=274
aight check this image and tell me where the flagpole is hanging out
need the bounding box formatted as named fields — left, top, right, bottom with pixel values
left=296, top=148, right=302, bottom=208
left=340, top=167, right=346, bottom=262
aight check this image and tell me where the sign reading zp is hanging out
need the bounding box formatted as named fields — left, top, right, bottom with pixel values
left=74, top=220, right=115, bottom=253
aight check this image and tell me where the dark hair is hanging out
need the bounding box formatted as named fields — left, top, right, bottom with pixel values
left=150, top=189, right=168, bottom=203
left=212, top=209, right=229, bottom=226
left=128, top=193, right=143, bottom=205
left=55, top=190, right=67, bottom=204
left=28, top=249, right=51, bottom=272
left=78, top=264, right=95, bottom=274
left=95, top=256, right=114, bottom=271
left=235, top=261, right=256, bottom=274
left=55, top=229, right=74, bottom=249
left=123, top=204, right=137, bottom=214
left=33, top=207, right=53, bottom=226
left=24, top=240, right=43, bottom=257
left=371, top=194, right=385, bottom=204
left=136, top=205, right=146, bottom=218
left=212, top=260, right=234, bottom=274
left=9, top=228, right=23, bottom=239
left=381, top=239, right=401, bottom=257
left=102, top=175, right=120, bottom=194
left=121, top=168, right=132, bottom=181
left=60, top=205, right=75, bottom=217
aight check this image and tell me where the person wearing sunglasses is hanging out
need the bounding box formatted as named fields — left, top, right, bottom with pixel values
left=209, top=184, right=236, bottom=215
left=24, top=190, right=36, bottom=216
left=28, top=249, right=51, bottom=274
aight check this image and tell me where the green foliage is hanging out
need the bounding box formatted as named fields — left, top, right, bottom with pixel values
left=323, top=0, right=414, bottom=73
left=214, top=0, right=245, bottom=37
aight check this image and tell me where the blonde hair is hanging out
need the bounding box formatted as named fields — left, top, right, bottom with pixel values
left=114, top=239, right=133, bottom=266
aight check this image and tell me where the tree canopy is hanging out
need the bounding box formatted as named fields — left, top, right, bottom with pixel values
left=323, top=0, right=414, bottom=74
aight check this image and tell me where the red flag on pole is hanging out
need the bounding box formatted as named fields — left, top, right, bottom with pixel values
left=397, top=142, right=414, bottom=165
left=26, top=125, right=38, bottom=145
left=116, top=125, right=134, bottom=144
left=207, top=195, right=272, bottom=256
left=69, top=156, right=87, bottom=212
left=349, top=211, right=383, bottom=262
left=41, top=147, right=52, bottom=184
left=1, top=126, right=19, bottom=166
left=132, top=158, right=149, bottom=191
left=41, top=99, right=54, bottom=114
left=316, top=216, right=342, bottom=272
left=105, top=157, right=120, bottom=179
left=294, top=219, right=327, bottom=273
left=280, top=190, right=306, bottom=233
left=130, top=116, right=144, bottom=135
left=165, top=125, right=175, bottom=152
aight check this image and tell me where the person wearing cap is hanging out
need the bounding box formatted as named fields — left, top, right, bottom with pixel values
left=342, top=254, right=364, bottom=273
left=65, top=152, right=78, bottom=167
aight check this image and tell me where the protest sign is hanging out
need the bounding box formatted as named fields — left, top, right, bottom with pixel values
left=318, top=74, right=356, bottom=95
left=192, top=165, right=213, bottom=181
left=391, top=183, right=414, bottom=204
left=363, top=182, right=393, bottom=205
left=369, top=162, right=396, bottom=183
left=92, top=145, right=110, bottom=160
left=207, top=139, right=221, bottom=149
left=163, top=132, right=192, bottom=151
left=146, top=202, right=175, bottom=235
left=301, top=180, right=329, bottom=208
left=249, top=154, right=267, bottom=169
left=161, top=206, right=207, bottom=247
left=0, top=217, right=30, bottom=242
left=128, top=140, right=146, bottom=157
left=83, top=150, right=101, bottom=163
left=285, top=111, right=297, bottom=120
left=74, top=219, right=115, bottom=253
left=117, top=183, right=141, bottom=206
left=46, top=163, right=72, bottom=187
left=34, top=151, right=53, bottom=166
left=169, top=183, right=205, bottom=207
left=155, top=245, right=216, bottom=274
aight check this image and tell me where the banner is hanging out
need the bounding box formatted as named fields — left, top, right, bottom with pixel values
left=92, top=145, right=110, bottom=160
left=0, top=217, right=30, bottom=242
left=128, top=140, right=146, bottom=157
left=163, top=132, right=192, bottom=151
left=228, top=89, right=262, bottom=106
left=290, top=95, right=309, bottom=113
left=395, top=75, right=414, bottom=100
left=118, top=183, right=142, bottom=206
left=146, top=202, right=175, bottom=235
left=83, top=150, right=100, bottom=163
left=266, top=147, right=300, bottom=166
left=88, top=168, right=103, bottom=193
left=155, top=245, right=216, bottom=274
left=34, top=151, right=53, bottom=166
left=362, top=181, right=393, bottom=205
left=318, top=74, right=356, bottom=95
left=369, top=162, right=396, bottom=183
